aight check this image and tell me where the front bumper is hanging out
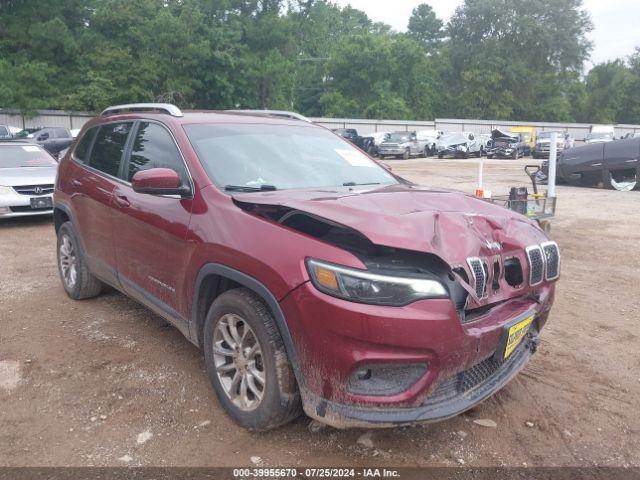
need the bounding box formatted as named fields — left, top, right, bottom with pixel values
left=280, top=281, right=553, bottom=428
left=378, top=148, right=405, bottom=156
left=0, top=193, right=53, bottom=218
left=438, top=148, right=468, bottom=158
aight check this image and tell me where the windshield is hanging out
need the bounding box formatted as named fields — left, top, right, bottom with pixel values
left=0, top=145, right=56, bottom=168
left=587, top=133, right=612, bottom=140
left=185, top=124, right=397, bottom=191
left=387, top=133, right=412, bottom=142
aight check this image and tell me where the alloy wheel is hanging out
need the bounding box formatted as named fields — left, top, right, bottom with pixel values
left=212, top=313, right=265, bottom=411
left=59, top=234, right=77, bottom=288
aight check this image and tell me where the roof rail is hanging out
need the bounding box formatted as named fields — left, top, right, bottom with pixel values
left=101, top=103, right=183, bottom=117
left=225, top=109, right=312, bottom=123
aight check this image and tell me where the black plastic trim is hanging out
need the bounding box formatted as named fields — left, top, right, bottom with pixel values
left=191, top=263, right=305, bottom=387
left=305, top=338, right=534, bottom=427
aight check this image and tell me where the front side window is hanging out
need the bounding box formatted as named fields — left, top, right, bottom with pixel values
left=185, top=123, right=397, bottom=191
left=127, top=122, right=187, bottom=184
left=88, top=122, right=132, bottom=177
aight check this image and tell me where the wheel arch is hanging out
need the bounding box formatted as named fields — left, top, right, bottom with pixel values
left=191, top=263, right=305, bottom=388
left=53, top=204, right=72, bottom=233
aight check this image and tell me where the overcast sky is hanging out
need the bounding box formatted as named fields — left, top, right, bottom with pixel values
left=333, top=0, right=639, bottom=67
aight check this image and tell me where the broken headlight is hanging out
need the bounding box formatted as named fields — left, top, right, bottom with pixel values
left=306, top=258, right=448, bottom=306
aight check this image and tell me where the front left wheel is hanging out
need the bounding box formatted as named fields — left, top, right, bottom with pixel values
left=56, top=222, right=102, bottom=300
left=203, top=288, right=302, bottom=430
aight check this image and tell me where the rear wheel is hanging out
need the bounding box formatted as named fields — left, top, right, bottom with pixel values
left=56, top=222, right=102, bottom=300
left=606, top=169, right=638, bottom=191
left=203, top=288, right=302, bottom=430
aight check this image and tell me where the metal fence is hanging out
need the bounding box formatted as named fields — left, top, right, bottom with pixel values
left=0, top=109, right=93, bottom=130
left=3, top=109, right=640, bottom=140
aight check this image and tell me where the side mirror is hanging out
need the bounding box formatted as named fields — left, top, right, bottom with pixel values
left=132, top=168, right=189, bottom=196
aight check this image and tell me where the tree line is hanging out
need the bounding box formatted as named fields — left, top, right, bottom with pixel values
left=1, top=0, right=639, bottom=124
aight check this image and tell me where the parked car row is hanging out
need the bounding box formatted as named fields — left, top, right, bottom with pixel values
left=0, top=124, right=75, bottom=158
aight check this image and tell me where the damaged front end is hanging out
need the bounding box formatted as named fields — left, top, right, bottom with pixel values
left=233, top=186, right=558, bottom=427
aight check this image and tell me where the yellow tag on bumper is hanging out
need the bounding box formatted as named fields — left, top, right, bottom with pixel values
left=504, top=315, right=534, bottom=359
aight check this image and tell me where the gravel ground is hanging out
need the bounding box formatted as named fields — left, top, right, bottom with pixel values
left=0, top=157, right=638, bottom=467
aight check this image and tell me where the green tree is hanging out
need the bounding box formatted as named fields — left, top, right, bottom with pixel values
left=407, top=3, right=444, bottom=48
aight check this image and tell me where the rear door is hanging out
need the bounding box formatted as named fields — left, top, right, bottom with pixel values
left=603, top=138, right=639, bottom=173
left=111, top=121, right=194, bottom=332
left=560, top=143, right=605, bottom=186
left=68, top=122, right=133, bottom=284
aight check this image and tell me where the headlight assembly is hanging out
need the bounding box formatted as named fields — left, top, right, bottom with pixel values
left=0, top=186, right=15, bottom=196
left=306, top=258, right=448, bottom=306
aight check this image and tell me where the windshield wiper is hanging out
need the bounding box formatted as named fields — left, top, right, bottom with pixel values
left=224, top=184, right=277, bottom=192
left=342, top=181, right=381, bottom=187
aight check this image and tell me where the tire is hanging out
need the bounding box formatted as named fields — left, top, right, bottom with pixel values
left=605, top=169, right=638, bottom=192
left=438, top=152, right=443, bottom=159
left=512, top=149, right=519, bottom=160
left=424, top=147, right=430, bottom=158
left=203, top=288, right=302, bottom=430
left=402, top=148, right=410, bottom=160
left=475, top=149, right=481, bottom=158
left=487, top=154, right=494, bottom=159
left=56, top=222, right=102, bottom=300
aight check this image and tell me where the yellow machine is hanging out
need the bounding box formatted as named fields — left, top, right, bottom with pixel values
left=510, top=126, right=537, bottom=154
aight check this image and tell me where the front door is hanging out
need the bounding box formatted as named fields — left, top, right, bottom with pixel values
left=111, top=121, right=194, bottom=334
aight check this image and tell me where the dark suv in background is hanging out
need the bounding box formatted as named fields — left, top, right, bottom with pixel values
left=18, top=127, right=74, bottom=157
left=54, top=103, right=559, bottom=430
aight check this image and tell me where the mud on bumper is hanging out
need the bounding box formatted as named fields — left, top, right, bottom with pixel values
left=303, top=332, right=538, bottom=429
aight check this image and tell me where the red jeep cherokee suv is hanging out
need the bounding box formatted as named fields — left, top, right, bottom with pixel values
left=54, top=104, right=560, bottom=430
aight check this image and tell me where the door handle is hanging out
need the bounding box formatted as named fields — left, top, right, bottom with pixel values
left=71, top=179, right=83, bottom=187
left=113, top=195, right=130, bottom=208
left=591, top=163, right=602, bottom=167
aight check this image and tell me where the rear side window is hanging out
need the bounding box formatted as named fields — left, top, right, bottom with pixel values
left=127, top=122, right=187, bottom=184
left=88, top=122, right=132, bottom=177
left=73, top=127, right=98, bottom=162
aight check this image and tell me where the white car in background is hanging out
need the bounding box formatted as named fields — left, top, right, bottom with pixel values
left=437, top=132, right=482, bottom=158
left=0, top=142, right=57, bottom=218
left=416, top=130, right=443, bottom=155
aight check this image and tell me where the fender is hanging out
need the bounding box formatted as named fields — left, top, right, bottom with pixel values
left=191, top=263, right=305, bottom=388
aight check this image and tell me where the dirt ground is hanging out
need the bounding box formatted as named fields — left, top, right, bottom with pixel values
left=1, top=157, right=639, bottom=468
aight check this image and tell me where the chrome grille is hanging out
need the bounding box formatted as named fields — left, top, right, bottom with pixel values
left=541, top=241, right=560, bottom=280
left=467, top=257, right=487, bottom=298
left=526, top=245, right=545, bottom=286
left=13, top=184, right=54, bottom=196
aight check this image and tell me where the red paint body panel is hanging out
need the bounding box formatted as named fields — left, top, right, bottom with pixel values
left=54, top=110, right=560, bottom=423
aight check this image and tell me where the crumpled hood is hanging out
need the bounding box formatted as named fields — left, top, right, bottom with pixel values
left=439, top=135, right=467, bottom=147
left=234, top=184, right=548, bottom=266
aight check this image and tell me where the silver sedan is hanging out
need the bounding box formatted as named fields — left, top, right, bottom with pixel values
left=0, top=142, right=57, bottom=218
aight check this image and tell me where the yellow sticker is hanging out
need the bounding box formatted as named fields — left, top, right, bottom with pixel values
left=504, top=315, right=534, bottom=359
